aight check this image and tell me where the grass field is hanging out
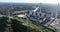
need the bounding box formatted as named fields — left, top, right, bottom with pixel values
left=0, top=17, right=57, bottom=32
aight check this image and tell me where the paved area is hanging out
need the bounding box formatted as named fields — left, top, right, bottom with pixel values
left=50, top=18, right=60, bottom=30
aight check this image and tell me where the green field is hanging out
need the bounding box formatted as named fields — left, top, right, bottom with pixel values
left=0, top=16, right=58, bottom=32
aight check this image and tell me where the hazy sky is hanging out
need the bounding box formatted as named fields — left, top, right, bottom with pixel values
left=0, top=0, right=60, bottom=3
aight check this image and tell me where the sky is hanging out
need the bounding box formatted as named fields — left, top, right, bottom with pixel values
left=0, top=0, right=60, bottom=3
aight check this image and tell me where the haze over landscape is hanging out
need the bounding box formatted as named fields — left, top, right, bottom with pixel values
left=0, top=0, right=60, bottom=32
